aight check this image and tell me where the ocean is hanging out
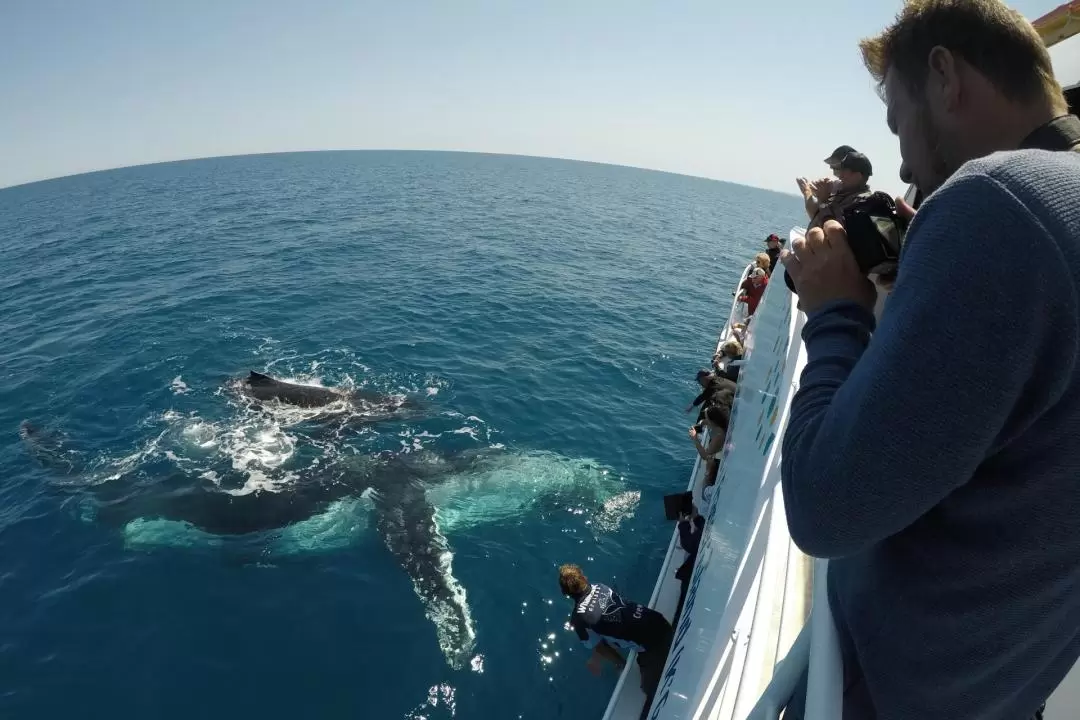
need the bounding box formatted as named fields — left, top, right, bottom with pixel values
left=0, top=151, right=803, bottom=719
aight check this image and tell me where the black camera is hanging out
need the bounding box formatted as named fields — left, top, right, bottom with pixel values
left=784, top=191, right=910, bottom=294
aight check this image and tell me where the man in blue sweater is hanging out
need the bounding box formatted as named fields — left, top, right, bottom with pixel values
left=780, top=1, right=1080, bottom=718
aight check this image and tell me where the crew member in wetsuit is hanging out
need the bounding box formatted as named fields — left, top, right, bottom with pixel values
left=559, top=564, right=674, bottom=720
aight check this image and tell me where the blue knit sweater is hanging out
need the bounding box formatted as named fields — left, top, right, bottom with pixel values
left=781, top=149, right=1080, bottom=720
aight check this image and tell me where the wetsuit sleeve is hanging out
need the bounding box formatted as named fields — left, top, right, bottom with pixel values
left=570, top=615, right=596, bottom=646
left=691, top=390, right=709, bottom=408
left=580, top=628, right=601, bottom=649
left=781, top=171, right=1077, bottom=558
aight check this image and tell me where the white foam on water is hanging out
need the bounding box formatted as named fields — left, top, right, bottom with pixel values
left=97, top=427, right=171, bottom=483
left=161, top=409, right=300, bottom=494
left=170, top=376, right=189, bottom=395
left=470, top=654, right=484, bottom=674
left=405, top=683, right=457, bottom=719
left=451, top=427, right=479, bottom=440
left=593, top=489, right=642, bottom=533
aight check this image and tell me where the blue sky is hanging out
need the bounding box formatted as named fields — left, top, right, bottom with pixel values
left=2, top=0, right=1078, bottom=194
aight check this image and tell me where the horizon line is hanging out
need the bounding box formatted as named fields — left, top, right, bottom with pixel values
left=0, top=148, right=801, bottom=199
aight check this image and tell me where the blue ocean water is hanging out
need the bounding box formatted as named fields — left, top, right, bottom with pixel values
left=0, top=151, right=802, bottom=719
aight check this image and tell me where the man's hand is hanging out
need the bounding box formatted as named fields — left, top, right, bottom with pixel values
left=688, top=426, right=699, bottom=440
left=811, top=177, right=835, bottom=201
left=796, top=177, right=812, bottom=199
left=781, top=220, right=876, bottom=314
left=895, top=195, right=917, bottom=221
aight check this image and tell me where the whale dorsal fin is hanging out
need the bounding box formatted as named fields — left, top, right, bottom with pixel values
left=248, top=371, right=274, bottom=385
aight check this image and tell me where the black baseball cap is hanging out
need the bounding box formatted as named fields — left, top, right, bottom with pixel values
left=838, top=151, right=873, bottom=177
left=824, top=145, right=857, bottom=165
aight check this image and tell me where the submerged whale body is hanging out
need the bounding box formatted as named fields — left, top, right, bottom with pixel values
left=18, top=414, right=635, bottom=669
left=19, top=421, right=477, bottom=667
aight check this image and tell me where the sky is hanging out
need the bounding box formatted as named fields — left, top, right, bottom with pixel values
left=2, top=0, right=1079, bottom=195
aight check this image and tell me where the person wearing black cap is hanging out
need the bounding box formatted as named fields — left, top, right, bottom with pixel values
left=824, top=144, right=857, bottom=168
left=797, top=145, right=857, bottom=222
left=764, top=233, right=785, bottom=274
left=807, top=150, right=874, bottom=230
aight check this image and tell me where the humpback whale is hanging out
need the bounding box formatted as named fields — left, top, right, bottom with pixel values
left=19, top=412, right=636, bottom=668
left=19, top=420, right=477, bottom=668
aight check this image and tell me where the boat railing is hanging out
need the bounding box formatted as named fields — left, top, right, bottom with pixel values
left=740, top=231, right=843, bottom=720
left=599, top=261, right=756, bottom=720
left=634, top=228, right=839, bottom=720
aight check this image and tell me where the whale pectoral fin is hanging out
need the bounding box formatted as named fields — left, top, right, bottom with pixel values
left=247, top=371, right=275, bottom=385
left=372, top=481, right=476, bottom=668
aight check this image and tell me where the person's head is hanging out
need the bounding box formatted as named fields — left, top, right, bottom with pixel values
left=695, top=369, right=713, bottom=387
left=835, top=151, right=873, bottom=191
left=824, top=145, right=857, bottom=172
left=558, top=563, right=589, bottom=596
left=721, top=338, right=743, bottom=358
left=765, top=233, right=784, bottom=250
left=754, top=252, right=772, bottom=271
left=713, top=388, right=735, bottom=411
left=860, top=0, right=1068, bottom=196
left=750, top=267, right=767, bottom=286
left=704, top=403, right=731, bottom=432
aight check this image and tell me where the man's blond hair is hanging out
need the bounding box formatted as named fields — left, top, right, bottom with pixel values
left=558, top=563, right=589, bottom=596
left=859, top=0, right=1065, bottom=112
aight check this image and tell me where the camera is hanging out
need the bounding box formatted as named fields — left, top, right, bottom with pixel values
left=784, top=191, right=910, bottom=294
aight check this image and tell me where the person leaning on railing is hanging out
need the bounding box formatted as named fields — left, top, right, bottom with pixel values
left=764, top=233, right=786, bottom=274
left=778, top=1, right=1080, bottom=719
left=689, top=402, right=730, bottom=489
left=558, top=564, right=674, bottom=720
left=713, top=338, right=745, bottom=383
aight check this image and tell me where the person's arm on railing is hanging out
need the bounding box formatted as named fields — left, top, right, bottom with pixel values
left=686, top=389, right=708, bottom=414
left=688, top=427, right=711, bottom=461
left=780, top=172, right=1075, bottom=558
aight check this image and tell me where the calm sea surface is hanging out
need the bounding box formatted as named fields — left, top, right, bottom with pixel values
left=0, top=151, right=802, bottom=719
